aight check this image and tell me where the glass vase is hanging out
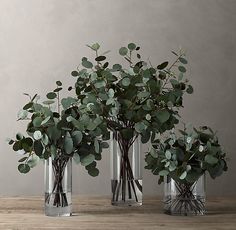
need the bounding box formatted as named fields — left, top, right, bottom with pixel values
left=164, top=174, right=206, bottom=216
left=44, top=156, right=72, bottom=216
left=110, top=132, right=142, bottom=206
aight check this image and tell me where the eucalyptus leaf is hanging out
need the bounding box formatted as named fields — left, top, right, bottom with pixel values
left=88, top=167, right=99, bottom=177
left=128, top=43, right=136, bottom=50
left=33, top=131, right=42, bottom=140
left=205, top=154, right=218, bottom=165
left=159, top=170, right=169, bottom=176
left=121, top=78, right=130, bottom=87
left=17, top=110, right=28, bottom=120
left=64, top=132, right=74, bottom=154
left=81, top=154, right=95, bottom=166
left=33, top=140, right=44, bottom=156
left=73, top=152, right=81, bottom=164
left=156, top=110, right=170, bottom=123
left=94, top=139, right=100, bottom=153
left=119, top=47, right=128, bottom=56
left=18, top=164, right=30, bottom=174
left=179, top=57, right=188, bottom=64
left=46, top=92, right=57, bottom=100
left=82, top=60, right=93, bottom=69
left=178, top=65, right=186, bottom=73
left=179, top=171, right=187, bottom=180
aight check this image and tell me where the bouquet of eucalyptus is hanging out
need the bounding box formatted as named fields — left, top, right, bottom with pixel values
left=145, top=125, right=228, bottom=214
left=70, top=42, right=193, bottom=204
left=7, top=81, right=108, bottom=210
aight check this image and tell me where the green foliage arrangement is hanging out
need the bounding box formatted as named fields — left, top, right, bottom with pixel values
left=145, top=125, right=228, bottom=184
left=7, top=81, right=108, bottom=176
left=70, top=42, right=193, bottom=203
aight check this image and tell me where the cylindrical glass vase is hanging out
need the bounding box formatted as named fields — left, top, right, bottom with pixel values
left=44, top=157, right=72, bottom=216
left=164, top=174, right=206, bottom=216
left=110, top=132, right=142, bottom=206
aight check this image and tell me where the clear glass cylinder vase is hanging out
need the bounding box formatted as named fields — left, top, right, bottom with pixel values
left=164, top=174, right=206, bottom=216
left=110, top=132, right=142, bottom=206
left=44, top=157, right=72, bottom=216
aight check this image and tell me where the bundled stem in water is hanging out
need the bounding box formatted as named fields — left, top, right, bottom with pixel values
left=111, top=132, right=142, bottom=203
left=45, top=157, right=69, bottom=208
left=165, top=181, right=205, bottom=215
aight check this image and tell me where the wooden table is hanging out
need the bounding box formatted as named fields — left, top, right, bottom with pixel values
left=0, top=196, right=235, bottom=230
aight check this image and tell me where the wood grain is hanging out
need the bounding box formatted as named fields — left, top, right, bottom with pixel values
left=0, top=196, right=235, bottom=230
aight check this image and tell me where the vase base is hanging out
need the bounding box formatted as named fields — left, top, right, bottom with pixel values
left=111, top=200, right=142, bottom=207
left=164, top=196, right=205, bottom=216
left=111, top=179, right=142, bottom=206
left=45, top=192, right=72, bottom=217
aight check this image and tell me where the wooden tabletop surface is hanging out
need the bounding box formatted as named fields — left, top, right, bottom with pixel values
left=0, top=196, right=235, bottom=230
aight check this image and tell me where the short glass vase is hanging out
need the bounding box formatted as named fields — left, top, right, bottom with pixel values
left=44, top=156, right=72, bottom=217
left=164, top=174, right=206, bottom=216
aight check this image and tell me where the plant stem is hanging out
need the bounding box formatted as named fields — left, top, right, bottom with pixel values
left=45, top=157, right=69, bottom=208
left=165, top=181, right=205, bottom=215
left=111, top=131, right=142, bottom=204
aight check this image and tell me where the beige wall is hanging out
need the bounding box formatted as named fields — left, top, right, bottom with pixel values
left=0, top=0, right=235, bottom=196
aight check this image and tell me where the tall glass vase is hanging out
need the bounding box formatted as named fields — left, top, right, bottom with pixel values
left=44, top=156, right=72, bottom=216
left=110, top=132, right=142, bottom=206
left=164, top=174, right=206, bottom=216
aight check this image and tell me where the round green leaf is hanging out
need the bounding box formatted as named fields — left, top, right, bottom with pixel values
left=165, top=150, right=172, bottom=160
left=64, top=132, right=74, bottom=154
left=27, top=155, right=39, bottom=168
left=134, top=122, right=146, bottom=133
left=54, top=87, right=62, bottom=92
left=179, top=57, right=188, bottom=64
left=112, top=64, right=122, bottom=71
left=186, top=85, right=194, bottom=94
left=122, top=78, right=130, bottom=87
left=178, top=65, right=186, bottom=73
left=159, top=170, right=169, bottom=176
left=91, top=43, right=100, bottom=51
left=119, top=47, right=128, bottom=56
left=41, top=134, right=49, bottom=145
left=82, top=60, right=93, bottom=69
left=72, top=131, right=83, bottom=145
left=33, top=131, right=42, bottom=140
left=33, top=140, right=44, bottom=156
left=41, top=116, right=51, bottom=125
left=16, top=133, right=24, bottom=140
left=18, top=164, right=30, bottom=174
left=43, top=100, right=55, bottom=105
left=156, top=110, right=170, bottom=123
left=6, top=138, right=14, bottom=145
left=128, top=43, right=136, bottom=51
left=94, top=80, right=106, bottom=88
left=95, top=56, right=106, bottom=62
left=13, top=141, right=22, bottom=151
left=71, top=71, right=79, bottom=77
left=145, top=114, right=151, bottom=121
left=179, top=171, right=187, bottom=180
left=88, top=167, right=99, bottom=177
left=17, top=109, right=28, bottom=120
left=108, top=88, right=114, bottom=98
left=205, top=154, right=218, bottom=165
left=56, top=81, right=62, bottom=86
left=94, top=139, right=99, bottom=153
left=157, top=61, right=168, bottom=70
left=23, top=102, right=33, bottom=110
left=46, top=92, right=57, bottom=100
left=81, top=154, right=95, bottom=166
left=150, top=148, right=158, bottom=158
left=33, top=117, right=43, bottom=127
left=73, top=152, right=80, bottom=164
